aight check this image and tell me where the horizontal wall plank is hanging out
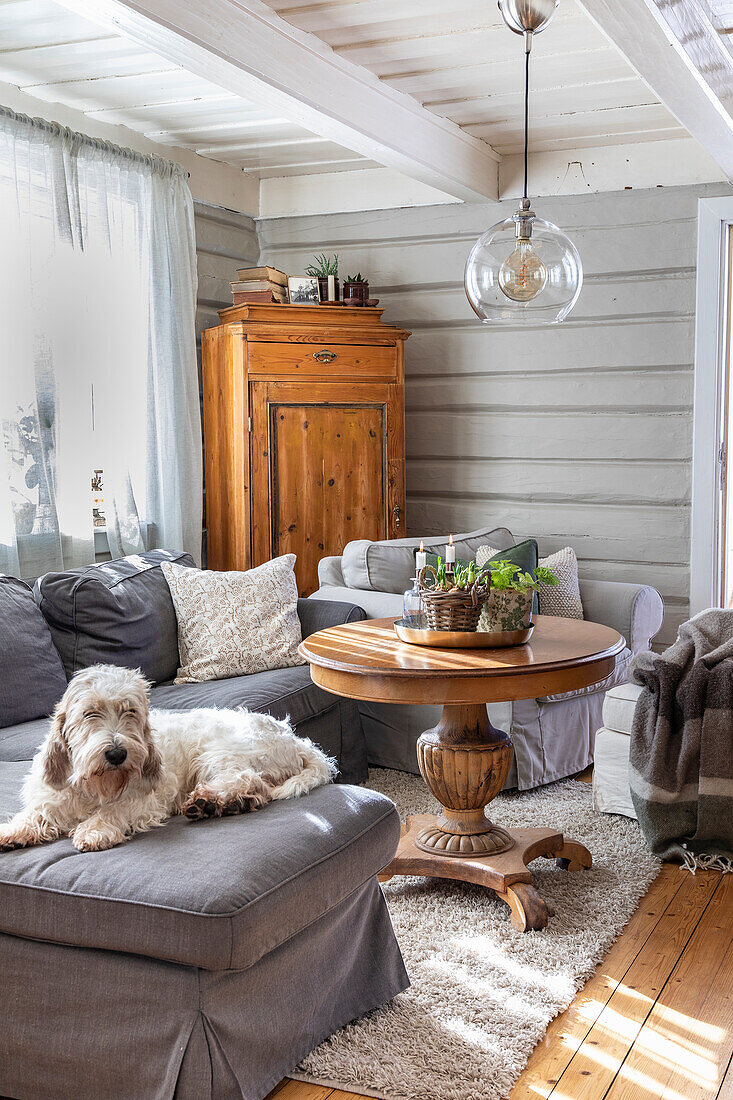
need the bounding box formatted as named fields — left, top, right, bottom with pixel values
left=194, top=210, right=259, bottom=262
left=407, top=370, right=692, bottom=414
left=407, top=457, right=691, bottom=506
left=388, top=275, right=695, bottom=328
left=575, top=559, right=689, bottom=602
left=402, top=322, right=693, bottom=375
left=406, top=410, right=691, bottom=461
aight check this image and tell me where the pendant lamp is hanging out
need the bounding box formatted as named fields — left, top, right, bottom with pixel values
left=465, top=0, right=583, bottom=324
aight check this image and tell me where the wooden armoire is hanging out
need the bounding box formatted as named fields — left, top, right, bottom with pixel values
left=202, top=303, right=410, bottom=596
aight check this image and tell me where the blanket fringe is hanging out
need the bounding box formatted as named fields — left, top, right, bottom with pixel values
left=680, top=844, right=733, bottom=875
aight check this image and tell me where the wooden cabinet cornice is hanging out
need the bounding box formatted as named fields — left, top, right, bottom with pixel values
left=202, top=303, right=410, bottom=596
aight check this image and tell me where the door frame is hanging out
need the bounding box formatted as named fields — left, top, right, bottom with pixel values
left=690, top=196, right=733, bottom=614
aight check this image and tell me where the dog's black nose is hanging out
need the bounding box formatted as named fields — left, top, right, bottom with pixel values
left=105, top=746, right=127, bottom=766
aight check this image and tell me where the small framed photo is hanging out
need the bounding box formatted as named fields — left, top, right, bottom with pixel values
left=287, top=276, right=320, bottom=305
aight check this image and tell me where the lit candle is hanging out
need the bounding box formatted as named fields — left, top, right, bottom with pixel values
left=415, top=540, right=427, bottom=572
left=445, top=534, right=456, bottom=565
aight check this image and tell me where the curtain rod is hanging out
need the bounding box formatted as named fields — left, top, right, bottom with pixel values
left=0, top=103, right=190, bottom=180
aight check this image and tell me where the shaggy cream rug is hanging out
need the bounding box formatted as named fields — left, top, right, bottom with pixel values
left=294, top=769, right=660, bottom=1100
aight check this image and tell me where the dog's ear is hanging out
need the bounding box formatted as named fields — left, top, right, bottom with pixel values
left=140, top=724, right=162, bottom=791
left=41, top=705, right=71, bottom=789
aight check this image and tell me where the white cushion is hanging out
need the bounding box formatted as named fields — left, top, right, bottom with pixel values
left=161, top=555, right=304, bottom=683
left=601, top=681, right=644, bottom=735
left=593, top=726, right=636, bottom=818
left=537, top=546, right=583, bottom=619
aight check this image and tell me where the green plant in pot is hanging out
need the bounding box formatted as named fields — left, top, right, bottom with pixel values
left=343, top=272, right=369, bottom=306
left=479, top=560, right=558, bottom=632
left=305, top=253, right=339, bottom=302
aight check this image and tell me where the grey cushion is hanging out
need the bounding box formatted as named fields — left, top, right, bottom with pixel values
left=0, top=577, right=67, bottom=729
left=35, top=549, right=194, bottom=684
left=0, top=767, right=399, bottom=971
left=0, top=718, right=49, bottom=762
left=297, top=596, right=366, bottom=637
left=340, top=526, right=515, bottom=593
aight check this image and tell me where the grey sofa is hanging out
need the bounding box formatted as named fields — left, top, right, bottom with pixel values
left=0, top=550, right=408, bottom=1100
left=312, top=526, right=665, bottom=790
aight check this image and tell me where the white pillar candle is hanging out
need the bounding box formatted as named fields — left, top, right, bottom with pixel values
left=327, top=275, right=336, bottom=301
left=445, top=535, right=456, bottom=565
left=415, top=540, right=427, bottom=571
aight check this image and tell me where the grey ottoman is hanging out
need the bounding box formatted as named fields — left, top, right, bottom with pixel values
left=0, top=771, right=407, bottom=1100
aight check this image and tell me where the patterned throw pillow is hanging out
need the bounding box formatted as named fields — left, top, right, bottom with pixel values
left=160, top=555, right=305, bottom=684
left=477, top=544, right=584, bottom=620
left=537, top=546, right=584, bottom=619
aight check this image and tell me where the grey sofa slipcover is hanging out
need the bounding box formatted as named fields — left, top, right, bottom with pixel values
left=314, top=528, right=664, bottom=789
left=0, top=551, right=406, bottom=1099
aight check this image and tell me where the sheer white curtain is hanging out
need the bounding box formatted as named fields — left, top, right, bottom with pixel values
left=0, top=106, right=202, bottom=577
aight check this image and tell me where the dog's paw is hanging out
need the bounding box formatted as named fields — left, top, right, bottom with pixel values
left=181, top=785, right=224, bottom=821
left=222, top=794, right=257, bottom=815
left=0, top=832, right=28, bottom=851
left=72, top=822, right=126, bottom=852
left=0, top=822, right=41, bottom=851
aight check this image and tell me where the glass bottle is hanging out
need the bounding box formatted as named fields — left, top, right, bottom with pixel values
left=403, top=575, right=427, bottom=628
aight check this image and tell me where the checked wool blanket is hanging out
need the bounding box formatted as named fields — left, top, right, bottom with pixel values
left=629, top=608, right=733, bottom=871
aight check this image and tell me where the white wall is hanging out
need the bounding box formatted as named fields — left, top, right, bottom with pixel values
left=258, top=182, right=731, bottom=648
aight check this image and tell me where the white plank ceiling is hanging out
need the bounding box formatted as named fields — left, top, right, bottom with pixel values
left=0, top=0, right=692, bottom=178
left=0, top=0, right=376, bottom=176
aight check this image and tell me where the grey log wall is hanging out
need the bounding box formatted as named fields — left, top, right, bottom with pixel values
left=194, top=201, right=259, bottom=561
left=257, top=184, right=730, bottom=649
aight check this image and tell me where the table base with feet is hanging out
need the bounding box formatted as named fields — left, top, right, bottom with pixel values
left=379, top=814, right=592, bottom=932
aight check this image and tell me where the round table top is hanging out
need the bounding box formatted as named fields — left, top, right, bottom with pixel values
left=299, top=615, right=625, bottom=706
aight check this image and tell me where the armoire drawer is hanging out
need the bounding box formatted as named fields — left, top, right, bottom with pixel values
left=246, top=341, right=398, bottom=379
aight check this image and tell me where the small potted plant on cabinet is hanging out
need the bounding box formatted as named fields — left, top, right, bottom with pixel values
left=305, top=253, right=340, bottom=302
left=342, top=272, right=371, bottom=306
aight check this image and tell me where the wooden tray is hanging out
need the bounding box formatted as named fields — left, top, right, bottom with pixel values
left=394, top=618, right=534, bottom=649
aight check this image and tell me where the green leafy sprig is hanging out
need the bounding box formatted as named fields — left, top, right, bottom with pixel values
left=345, top=272, right=367, bottom=283
left=305, top=253, right=339, bottom=278
left=423, top=556, right=558, bottom=593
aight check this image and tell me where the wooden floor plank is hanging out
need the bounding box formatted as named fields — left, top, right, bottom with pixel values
left=509, top=865, right=685, bottom=1099
left=718, top=1050, right=733, bottom=1098
left=329, top=1091, right=381, bottom=1099
left=271, top=1083, right=334, bottom=1100
left=605, top=875, right=733, bottom=1100
left=543, top=870, right=720, bottom=1099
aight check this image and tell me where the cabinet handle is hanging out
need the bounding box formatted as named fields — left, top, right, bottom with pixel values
left=393, top=505, right=401, bottom=529
left=313, top=349, right=337, bottom=363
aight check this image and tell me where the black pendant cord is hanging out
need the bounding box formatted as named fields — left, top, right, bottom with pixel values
left=523, top=42, right=530, bottom=203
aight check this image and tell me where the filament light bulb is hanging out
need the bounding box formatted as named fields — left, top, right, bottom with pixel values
left=499, top=238, right=547, bottom=302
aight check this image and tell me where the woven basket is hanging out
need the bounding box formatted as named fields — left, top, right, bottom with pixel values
left=418, top=566, right=490, bottom=632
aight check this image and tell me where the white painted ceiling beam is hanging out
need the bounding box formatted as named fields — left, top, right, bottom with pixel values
left=54, top=0, right=500, bottom=201
left=576, top=0, right=733, bottom=179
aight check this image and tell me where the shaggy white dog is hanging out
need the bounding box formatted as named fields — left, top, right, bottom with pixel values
left=0, top=664, right=336, bottom=853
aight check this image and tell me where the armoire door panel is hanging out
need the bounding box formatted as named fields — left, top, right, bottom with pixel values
left=250, top=381, right=391, bottom=596
left=273, top=404, right=386, bottom=595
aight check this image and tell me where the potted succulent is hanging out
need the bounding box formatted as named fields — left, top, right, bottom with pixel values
left=342, top=272, right=370, bottom=307
left=305, top=253, right=339, bottom=302
left=479, top=560, right=558, bottom=632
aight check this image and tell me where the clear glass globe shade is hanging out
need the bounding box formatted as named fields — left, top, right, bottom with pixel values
left=465, top=213, right=582, bottom=324
left=498, top=238, right=547, bottom=302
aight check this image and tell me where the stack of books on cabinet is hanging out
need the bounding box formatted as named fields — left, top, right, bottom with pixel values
left=230, top=266, right=287, bottom=305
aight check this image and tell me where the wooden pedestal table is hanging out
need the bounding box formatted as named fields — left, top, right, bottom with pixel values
left=299, top=615, right=625, bottom=931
